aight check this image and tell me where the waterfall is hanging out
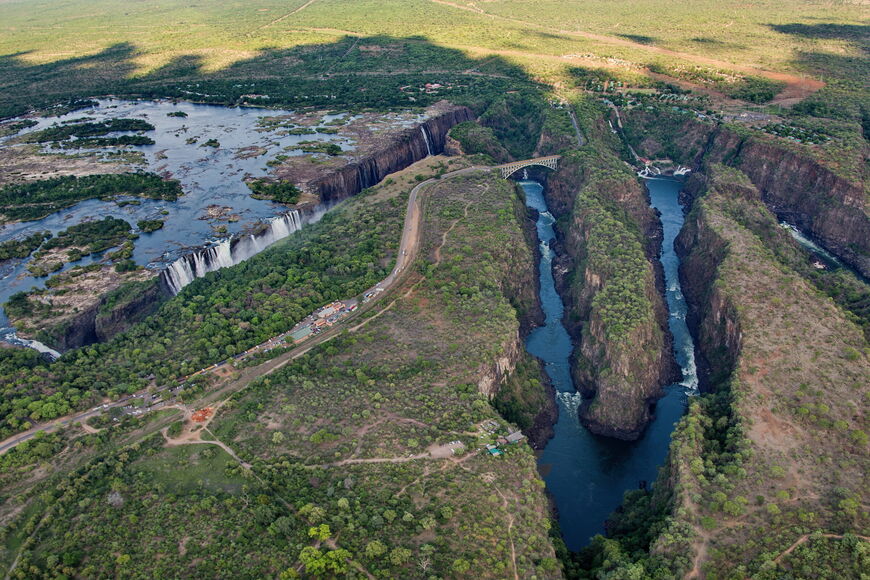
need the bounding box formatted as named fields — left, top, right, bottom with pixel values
left=160, top=208, right=313, bottom=295
left=0, top=329, right=61, bottom=360
left=420, top=125, right=433, bottom=156
left=522, top=168, right=529, bottom=180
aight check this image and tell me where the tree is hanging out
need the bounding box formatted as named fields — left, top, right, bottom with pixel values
left=308, top=524, right=331, bottom=541
left=324, top=549, right=351, bottom=574
left=271, top=431, right=285, bottom=445
left=299, top=503, right=326, bottom=523
left=365, top=540, right=387, bottom=559
left=298, top=546, right=351, bottom=575
left=299, top=547, right=327, bottom=575
left=389, top=547, right=412, bottom=566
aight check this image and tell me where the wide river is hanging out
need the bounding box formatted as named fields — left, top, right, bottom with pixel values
left=0, top=99, right=428, bottom=348
left=520, top=178, right=698, bottom=550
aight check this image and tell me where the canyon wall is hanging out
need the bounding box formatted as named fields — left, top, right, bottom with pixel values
left=159, top=107, right=472, bottom=296
left=675, top=174, right=742, bottom=388
left=625, top=109, right=870, bottom=278
left=546, top=146, right=677, bottom=440
left=481, top=187, right=555, bottom=448
left=310, top=106, right=474, bottom=204
left=38, top=278, right=167, bottom=352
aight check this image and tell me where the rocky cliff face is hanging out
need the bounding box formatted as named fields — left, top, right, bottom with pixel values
left=479, top=195, right=546, bottom=394
left=94, top=281, right=166, bottom=342
left=708, top=130, right=869, bottom=278
left=39, top=279, right=167, bottom=352
left=545, top=152, right=678, bottom=440
left=310, top=106, right=474, bottom=204
left=626, top=110, right=869, bottom=278
left=482, top=189, right=555, bottom=447
left=675, top=195, right=741, bottom=388
left=477, top=332, right=524, bottom=398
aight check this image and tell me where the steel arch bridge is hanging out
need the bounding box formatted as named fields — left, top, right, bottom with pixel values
left=495, top=155, right=561, bottom=179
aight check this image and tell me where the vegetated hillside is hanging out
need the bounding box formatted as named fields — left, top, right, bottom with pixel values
left=0, top=170, right=561, bottom=579
left=448, top=121, right=512, bottom=164
left=0, top=169, right=410, bottom=439
left=675, top=166, right=867, bottom=577
left=565, top=164, right=870, bottom=579
left=545, top=99, right=675, bottom=440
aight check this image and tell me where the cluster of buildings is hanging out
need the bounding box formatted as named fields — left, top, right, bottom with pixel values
left=399, top=82, right=455, bottom=95
left=478, top=419, right=526, bottom=457
left=287, top=300, right=359, bottom=343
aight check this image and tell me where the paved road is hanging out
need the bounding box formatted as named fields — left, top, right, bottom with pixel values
left=1, top=406, right=109, bottom=454
left=380, top=165, right=488, bottom=290
left=0, top=163, right=491, bottom=457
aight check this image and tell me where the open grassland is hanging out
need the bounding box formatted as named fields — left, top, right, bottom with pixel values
left=437, top=0, right=868, bottom=71
left=0, top=0, right=866, bottom=118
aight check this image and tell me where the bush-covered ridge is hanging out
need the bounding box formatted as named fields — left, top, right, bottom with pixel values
left=579, top=166, right=869, bottom=578
left=0, top=170, right=561, bottom=579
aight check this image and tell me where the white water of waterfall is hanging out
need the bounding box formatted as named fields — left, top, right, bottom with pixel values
left=162, top=209, right=310, bottom=295
left=523, top=168, right=529, bottom=180
left=0, top=331, right=61, bottom=360
left=421, top=126, right=433, bottom=156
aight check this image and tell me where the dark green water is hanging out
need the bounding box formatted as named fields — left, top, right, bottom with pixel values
left=521, top=178, right=697, bottom=550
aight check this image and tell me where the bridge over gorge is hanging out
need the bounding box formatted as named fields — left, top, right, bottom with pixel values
left=495, top=155, right=561, bottom=179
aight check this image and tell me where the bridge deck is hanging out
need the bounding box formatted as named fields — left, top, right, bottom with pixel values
left=494, top=155, right=561, bottom=178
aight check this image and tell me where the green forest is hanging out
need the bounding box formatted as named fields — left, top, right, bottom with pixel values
left=0, top=173, right=182, bottom=222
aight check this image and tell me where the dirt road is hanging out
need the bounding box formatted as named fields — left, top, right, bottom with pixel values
left=0, top=164, right=491, bottom=457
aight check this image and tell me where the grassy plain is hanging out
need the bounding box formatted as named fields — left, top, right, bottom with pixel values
left=0, top=0, right=866, bottom=118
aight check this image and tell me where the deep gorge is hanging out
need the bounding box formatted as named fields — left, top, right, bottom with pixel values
left=523, top=176, right=696, bottom=549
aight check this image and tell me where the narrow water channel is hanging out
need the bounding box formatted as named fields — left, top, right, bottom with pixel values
left=520, top=177, right=697, bottom=550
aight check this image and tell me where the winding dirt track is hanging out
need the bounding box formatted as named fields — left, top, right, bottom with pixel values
left=0, top=164, right=491, bottom=458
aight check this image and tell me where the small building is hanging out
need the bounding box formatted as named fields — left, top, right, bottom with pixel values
left=506, top=431, right=526, bottom=444
left=318, top=306, right=338, bottom=318
left=291, top=326, right=313, bottom=342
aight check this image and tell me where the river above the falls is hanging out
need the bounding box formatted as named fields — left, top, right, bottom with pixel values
left=0, top=98, right=434, bottom=346
left=520, top=177, right=697, bottom=550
